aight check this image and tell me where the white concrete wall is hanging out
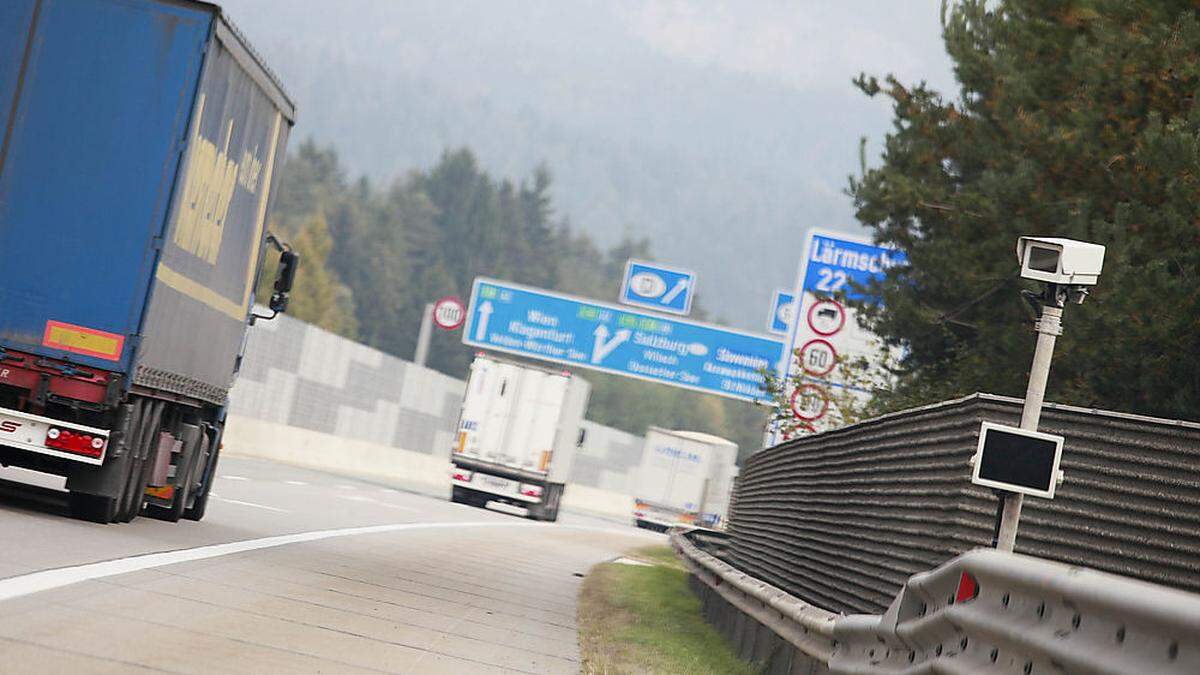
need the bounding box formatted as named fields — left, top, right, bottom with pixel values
left=228, top=312, right=650, bottom=520
left=222, top=414, right=451, bottom=498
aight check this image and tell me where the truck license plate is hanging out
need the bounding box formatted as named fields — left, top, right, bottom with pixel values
left=478, top=474, right=517, bottom=494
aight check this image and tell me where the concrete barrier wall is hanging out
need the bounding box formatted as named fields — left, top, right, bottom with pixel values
left=225, top=313, right=645, bottom=520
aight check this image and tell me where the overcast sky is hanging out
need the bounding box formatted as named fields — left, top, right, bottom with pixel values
left=221, top=0, right=957, bottom=327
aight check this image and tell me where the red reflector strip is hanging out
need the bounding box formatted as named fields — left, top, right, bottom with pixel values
left=955, top=571, right=979, bottom=604
left=45, top=427, right=105, bottom=458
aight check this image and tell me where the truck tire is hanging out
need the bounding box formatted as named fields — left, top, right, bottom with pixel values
left=451, top=486, right=470, bottom=504
left=68, top=492, right=118, bottom=524
left=119, top=399, right=164, bottom=522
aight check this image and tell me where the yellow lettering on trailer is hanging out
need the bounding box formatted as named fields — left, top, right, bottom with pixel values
left=173, top=94, right=242, bottom=265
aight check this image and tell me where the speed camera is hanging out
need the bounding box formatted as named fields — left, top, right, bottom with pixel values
left=1016, top=237, right=1105, bottom=286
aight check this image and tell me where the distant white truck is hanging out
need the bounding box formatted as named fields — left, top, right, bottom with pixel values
left=450, top=354, right=589, bottom=522
left=633, top=428, right=739, bottom=531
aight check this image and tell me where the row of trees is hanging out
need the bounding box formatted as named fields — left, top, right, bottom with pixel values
left=261, top=143, right=765, bottom=453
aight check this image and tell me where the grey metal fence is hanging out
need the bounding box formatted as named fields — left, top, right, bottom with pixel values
left=728, top=393, right=1200, bottom=615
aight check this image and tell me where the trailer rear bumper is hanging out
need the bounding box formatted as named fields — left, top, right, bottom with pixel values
left=0, top=406, right=110, bottom=465
left=451, top=470, right=543, bottom=503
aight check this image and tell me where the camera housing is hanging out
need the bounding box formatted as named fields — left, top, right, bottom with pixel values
left=1016, top=237, right=1105, bottom=286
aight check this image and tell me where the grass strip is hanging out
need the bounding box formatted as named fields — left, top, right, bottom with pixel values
left=578, top=545, right=759, bottom=675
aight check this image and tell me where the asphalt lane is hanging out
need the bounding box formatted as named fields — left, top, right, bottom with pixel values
left=0, top=457, right=661, bottom=673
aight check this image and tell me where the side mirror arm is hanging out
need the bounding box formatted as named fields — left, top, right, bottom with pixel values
left=250, top=233, right=299, bottom=324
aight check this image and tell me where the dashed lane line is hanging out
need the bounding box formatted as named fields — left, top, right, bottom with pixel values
left=216, top=497, right=289, bottom=513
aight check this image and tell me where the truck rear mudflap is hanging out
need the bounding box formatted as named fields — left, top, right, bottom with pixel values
left=0, top=406, right=110, bottom=465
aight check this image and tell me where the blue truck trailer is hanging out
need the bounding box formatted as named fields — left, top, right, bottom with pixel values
left=0, top=0, right=297, bottom=522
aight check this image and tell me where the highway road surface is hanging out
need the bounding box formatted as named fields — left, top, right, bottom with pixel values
left=0, top=457, right=660, bottom=674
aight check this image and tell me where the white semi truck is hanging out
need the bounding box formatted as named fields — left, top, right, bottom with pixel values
left=633, top=428, right=739, bottom=531
left=450, top=355, right=589, bottom=521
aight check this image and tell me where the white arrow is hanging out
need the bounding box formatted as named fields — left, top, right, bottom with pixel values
left=591, top=325, right=631, bottom=364
left=474, top=301, right=493, bottom=342
left=660, top=278, right=689, bottom=306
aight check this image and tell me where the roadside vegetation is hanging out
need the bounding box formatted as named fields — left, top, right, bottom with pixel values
left=578, top=545, right=759, bottom=675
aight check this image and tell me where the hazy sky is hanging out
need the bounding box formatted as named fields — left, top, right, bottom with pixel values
left=619, top=1, right=954, bottom=91
left=221, top=0, right=957, bottom=327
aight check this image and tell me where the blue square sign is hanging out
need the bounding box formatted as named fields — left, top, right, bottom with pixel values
left=619, top=259, right=695, bottom=315
left=768, top=289, right=796, bottom=336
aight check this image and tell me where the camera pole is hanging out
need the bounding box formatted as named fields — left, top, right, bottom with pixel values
left=995, top=293, right=1064, bottom=552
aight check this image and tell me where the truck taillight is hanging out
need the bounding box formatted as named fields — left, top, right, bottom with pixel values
left=451, top=469, right=473, bottom=482
left=519, top=484, right=543, bottom=498
left=45, top=427, right=105, bottom=458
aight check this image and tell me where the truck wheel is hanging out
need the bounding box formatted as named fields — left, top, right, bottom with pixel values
left=68, top=492, right=117, bottom=524
left=451, top=486, right=469, bottom=504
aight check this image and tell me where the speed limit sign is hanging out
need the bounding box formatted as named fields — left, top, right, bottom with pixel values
left=432, top=296, right=466, bottom=331
left=790, top=384, right=830, bottom=421
left=798, top=338, right=837, bottom=377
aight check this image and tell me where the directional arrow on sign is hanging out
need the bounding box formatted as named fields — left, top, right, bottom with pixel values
left=660, top=278, right=689, bottom=305
left=591, top=325, right=631, bottom=364
left=474, top=301, right=493, bottom=342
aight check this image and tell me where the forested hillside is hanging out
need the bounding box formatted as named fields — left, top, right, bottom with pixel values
left=261, top=141, right=765, bottom=453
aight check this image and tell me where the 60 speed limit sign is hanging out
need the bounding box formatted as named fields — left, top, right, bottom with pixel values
left=432, top=296, right=466, bottom=331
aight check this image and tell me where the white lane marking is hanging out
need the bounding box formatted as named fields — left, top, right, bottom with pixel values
left=612, top=556, right=653, bottom=567
left=338, top=494, right=417, bottom=511
left=0, top=521, right=543, bottom=603
left=283, top=480, right=307, bottom=486
left=335, top=484, right=357, bottom=491
left=220, top=475, right=249, bottom=481
left=216, top=497, right=288, bottom=513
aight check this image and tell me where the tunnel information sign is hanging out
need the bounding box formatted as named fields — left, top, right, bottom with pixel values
left=464, top=278, right=783, bottom=402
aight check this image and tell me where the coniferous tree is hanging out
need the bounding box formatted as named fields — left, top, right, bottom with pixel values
left=850, top=0, right=1200, bottom=419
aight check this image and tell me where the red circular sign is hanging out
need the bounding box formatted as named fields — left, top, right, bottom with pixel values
left=432, top=296, right=466, bottom=330
left=790, top=384, right=830, bottom=421
left=807, top=299, right=846, bottom=336
left=781, top=421, right=816, bottom=441
left=798, top=338, right=838, bottom=378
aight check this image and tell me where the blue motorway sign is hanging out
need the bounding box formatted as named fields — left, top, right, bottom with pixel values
left=619, top=259, right=695, bottom=315
left=768, top=289, right=795, bottom=336
left=464, top=278, right=783, bottom=401
left=800, top=232, right=906, bottom=302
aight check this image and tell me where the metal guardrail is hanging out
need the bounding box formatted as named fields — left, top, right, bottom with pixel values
left=728, top=393, right=1200, bottom=616
left=673, top=529, right=1200, bottom=674
left=672, top=528, right=837, bottom=667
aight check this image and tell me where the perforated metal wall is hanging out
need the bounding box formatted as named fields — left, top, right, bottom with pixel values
left=728, top=393, right=1200, bottom=615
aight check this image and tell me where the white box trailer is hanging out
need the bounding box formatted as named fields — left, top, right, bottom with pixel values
left=633, top=427, right=739, bottom=531
left=450, top=354, right=589, bottom=521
